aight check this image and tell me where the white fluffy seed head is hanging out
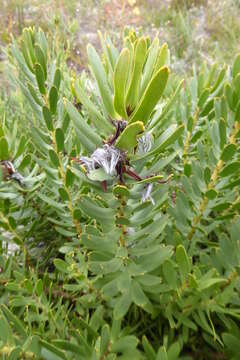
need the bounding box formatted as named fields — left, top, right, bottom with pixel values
left=141, top=183, right=155, bottom=205
left=80, top=145, right=123, bottom=176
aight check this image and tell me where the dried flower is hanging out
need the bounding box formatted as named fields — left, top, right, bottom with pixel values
left=141, top=183, right=155, bottom=205
left=0, top=160, right=24, bottom=185
left=80, top=144, right=124, bottom=177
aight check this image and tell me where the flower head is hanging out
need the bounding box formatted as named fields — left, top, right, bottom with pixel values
left=0, top=161, right=24, bottom=185
left=141, top=183, right=155, bottom=205
left=80, top=144, right=124, bottom=177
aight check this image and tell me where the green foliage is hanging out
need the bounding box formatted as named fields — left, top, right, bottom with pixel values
left=1, top=26, right=240, bottom=359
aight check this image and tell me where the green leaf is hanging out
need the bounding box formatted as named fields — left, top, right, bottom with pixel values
left=140, top=37, right=160, bottom=98
left=40, top=339, right=67, bottom=360
left=49, top=149, right=60, bottom=167
left=184, top=163, right=192, bottom=177
left=54, top=68, right=61, bottom=90
left=42, top=106, right=53, bottom=131
left=129, top=66, right=169, bottom=125
left=235, top=101, right=240, bottom=122
left=15, top=136, right=28, bottom=158
left=198, top=88, right=210, bottom=109
left=88, top=168, right=113, bottom=182
left=8, top=216, right=17, bottom=230
left=115, top=121, right=144, bottom=150
left=74, top=80, right=113, bottom=134
left=0, top=137, right=9, bottom=160
left=73, top=209, right=82, bottom=220
left=27, top=82, right=43, bottom=106
left=200, top=99, right=214, bottom=117
left=65, top=168, right=75, bottom=187
left=35, top=44, right=47, bottom=79
left=9, top=347, right=22, bottom=360
left=18, top=154, right=31, bottom=171
left=100, top=324, right=111, bottom=356
left=35, top=279, right=43, bottom=296
left=126, top=37, right=147, bottom=110
left=1, top=305, right=27, bottom=340
left=162, top=260, right=178, bottom=289
left=176, top=245, right=190, bottom=279
left=156, top=346, right=168, bottom=360
left=211, top=66, right=226, bottom=93
left=205, top=189, right=217, bottom=200
left=55, top=128, right=64, bottom=153
left=136, top=245, right=173, bottom=272
left=188, top=273, right=198, bottom=289
left=225, top=82, right=234, bottom=111
left=219, top=161, right=240, bottom=177
left=111, top=336, right=138, bottom=353
left=49, top=86, right=58, bottom=114
left=113, top=48, right=130, bottom=118
left=154, top=43, right=169, bottom=73
left=65, top=99, right=101, bottom=152
left=34, top=63, right=46, bottom=94
left=0, top=314, right=11, bottom=343
left=219, top=118, right=227, bottom=149
left=113, top=185, right=130, bottom=197
left=131, top=280, right=153, bottom=313
left=167, top=342, right=181, bottom=360
left=53, top=259, right=69, bottom=273
left=204, top=166, right=212, bottom=184
left=142, top=336, right=156, bottom=360
left=113, top=291, right=132, bottom=319
left=220, top=143, right=236, bottom=161
left=87, top=44, right=116, bottom=117
left=222, top=333, right=240, bottom=353
left=21, top=39, right=33, bottom=71
left=78, top=196, right=115, bottom=232
left=11, top=43, right=34, bottom=82
left=23, top=28, right=36, bottom=64
left=233, top=53, right=240, bottom=78
left=136, top=175, right=164, bottom=184
left=150, top=79, right=184, bottom=130
left=58, top=187, right=70, bottom=202
left=52, top=340, right=85, bottom=356
left=198, top=277, right=227, bottom=291
left=39, top=28, right=48, bottom=58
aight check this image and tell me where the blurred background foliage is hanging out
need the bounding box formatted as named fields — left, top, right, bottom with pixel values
left=1, top=0, right=240, bottom=76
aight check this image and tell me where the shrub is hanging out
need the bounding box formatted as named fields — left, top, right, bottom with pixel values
left=0, top=27, right=240, bottom=359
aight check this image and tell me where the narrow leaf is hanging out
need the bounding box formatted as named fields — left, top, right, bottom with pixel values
left=129, top=67, right=169, bottom=124
left=55, top=128, right=64, bottom=153
left=42, top=106, right=53, bottom=131
left=87, top=44, right=116, bottom=117
left=34, top=63, right=46, bottom=94
left=113, top=48, right=130, bottom=118
left=126, top=37, right=147, bottom=110
left=49, top=86, right=58, bottom=114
